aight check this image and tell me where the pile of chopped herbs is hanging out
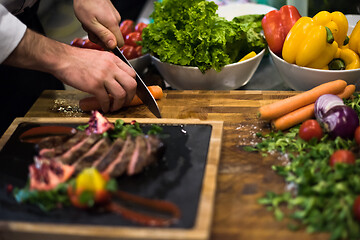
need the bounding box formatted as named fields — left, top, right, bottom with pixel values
left=141, top=0, right=266, bottom=72
left=245, top=94, right=360, bottom=240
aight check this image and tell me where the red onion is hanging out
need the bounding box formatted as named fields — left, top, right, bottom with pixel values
left=314, top=94, right=345, bottom=123
left=322, top=105, right=359, bottom=139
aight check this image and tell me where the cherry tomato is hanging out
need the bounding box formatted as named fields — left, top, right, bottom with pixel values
left=329, top=149, right=355, bottom=167
left=134, top=22, right=148, bottom=33
left=125, top=32, right=142, bottom=47
left=354, top=195, right=360, bottom=222
left=299, top=119, right=323, bottom=142
left=120, top=45, right=137, bottom=60
left=134, top=45, right=143, bottom=58
left=355, top=126, right=360, bottom=145
left=120, top=19, right=135, bottom=39
left=82, top=39, right=103, bottom=50
left=70, top=37, right=85, bottom=48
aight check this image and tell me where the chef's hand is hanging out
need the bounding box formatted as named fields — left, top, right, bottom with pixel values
left=57, top=47, right=137, bottom=112
left=4, top=29, right=136, bottom=113
left=73, top=0, right=123, bottom=49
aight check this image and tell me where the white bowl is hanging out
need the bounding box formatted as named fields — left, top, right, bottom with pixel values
left=269, top=48, right=360, bottom=91
left=217, top=3, right=276, bottom=21
left=151, top=49, right=265, bottom=90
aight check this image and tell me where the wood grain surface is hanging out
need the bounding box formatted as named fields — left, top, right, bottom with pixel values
left=3, top=89, right=331, bottom=240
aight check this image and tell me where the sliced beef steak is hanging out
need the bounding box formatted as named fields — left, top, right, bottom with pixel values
left=127, top=135, right=150, bottom=176
left=36, top=134, right=72, bottom=151
left=39, top=131, right=88, bottom=158
left=94, top=137, right=125, bottom=172
left=55, top=133, right=102, bottom=165
left=102, top=135, right=135, bottom=178
left=145, top=134, right=166, bottom=165
left=73, top=137, right=112, bottom=173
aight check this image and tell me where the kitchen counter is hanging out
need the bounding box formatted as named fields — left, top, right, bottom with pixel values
left=18, top=89, right=330, bottom=240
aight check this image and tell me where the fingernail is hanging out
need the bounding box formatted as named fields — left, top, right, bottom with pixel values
left=107, top=40, right=114, bottom=48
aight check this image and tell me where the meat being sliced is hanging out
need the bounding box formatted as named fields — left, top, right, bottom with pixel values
left=39, top=131, right=88, bottom=158
left=102, top=135, right=135, bottom=178
left=73, top=137, right=112, bottom=173
left=55, top=133, right=102, bottom=165
left=127, top=135, right=150, bottom=176
left=94, top=137, right=125, bottom=172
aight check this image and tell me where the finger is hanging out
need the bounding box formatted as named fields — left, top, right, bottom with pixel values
left=87, top=31, right=107, bottom=49
left=113, top=56, right=136, bottom=78
left=104, top=80, right=127, bottom=111
left=113, top=71, right=137, bottom=106
left=93, top=87, right=111, bottom=113
left=85, top=11, right=122, bottom=49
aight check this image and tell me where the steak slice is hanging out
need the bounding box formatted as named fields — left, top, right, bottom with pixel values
left=39, top=131, right=87, bottom=158
left=55, top=133, right=102, bottom=165
left=144, top=134, right=165, bottom=165
left=127, top=135, right=149, bottom=176
left=102, top=136, right=135, bottom=178
left=73, top=137, right=112, bottom=173
left=36, top=134, right=72, bottom=151
left=94, top=137, right=125, bottom=172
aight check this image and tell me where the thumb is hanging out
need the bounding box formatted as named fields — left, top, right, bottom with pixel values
left=91, top=23, right=124, bottom=49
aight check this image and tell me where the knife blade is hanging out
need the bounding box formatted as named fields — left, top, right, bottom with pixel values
left=112, top=46, right=162, bottom=118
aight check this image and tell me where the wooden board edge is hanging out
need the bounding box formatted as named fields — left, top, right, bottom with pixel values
left=0, top=117, right=224, bottom=240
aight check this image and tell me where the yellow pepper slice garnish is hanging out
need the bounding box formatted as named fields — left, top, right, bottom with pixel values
left=76, top=168, right=107, bottom=193
left=239, top=51, right=256, bottom=62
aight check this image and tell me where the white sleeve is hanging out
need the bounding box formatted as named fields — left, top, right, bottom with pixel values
left=0, top=4, right=27, bottom=63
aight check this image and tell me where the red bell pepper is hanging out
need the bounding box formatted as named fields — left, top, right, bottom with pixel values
left=261, top=5, right=301, bottom=57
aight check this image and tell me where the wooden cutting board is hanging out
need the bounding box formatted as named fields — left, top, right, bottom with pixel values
left=0, top=117, right=223, bottom=240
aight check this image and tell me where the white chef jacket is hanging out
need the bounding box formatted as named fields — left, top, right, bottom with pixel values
left=0, top=0, right=38, bottom=63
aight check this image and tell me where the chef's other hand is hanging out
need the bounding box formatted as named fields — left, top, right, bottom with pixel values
left=73, top=0, right=124, bottom=49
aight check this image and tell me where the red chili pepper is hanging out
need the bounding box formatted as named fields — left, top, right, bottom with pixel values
left=261, top=5, right=301, bottom=57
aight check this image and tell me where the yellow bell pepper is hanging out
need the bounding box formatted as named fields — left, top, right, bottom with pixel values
left=282, top=17, right=338, bottom=69
left=349, top=20, right=360, bottom=55
left=328, top=47, right=360, bottom=70
left=313, top=11, right=348, bottom=47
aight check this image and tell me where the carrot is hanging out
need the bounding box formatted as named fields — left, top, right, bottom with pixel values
left=271, top=84, right=356, bottom=130
left=259, top=80, right=347, bottom=120
left=79, top=85, right=163, bottom=112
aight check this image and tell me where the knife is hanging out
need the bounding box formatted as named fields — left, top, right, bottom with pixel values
left=112, top=46, right=162, bottom=118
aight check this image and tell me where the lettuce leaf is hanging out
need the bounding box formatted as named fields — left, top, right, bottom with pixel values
left=142, top=0, right=266, bottom=72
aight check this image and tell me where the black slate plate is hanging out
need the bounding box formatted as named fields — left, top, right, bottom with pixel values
left=0, top=121, right=212, bottom=229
